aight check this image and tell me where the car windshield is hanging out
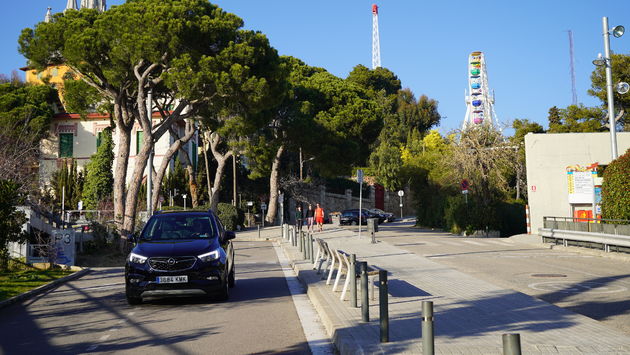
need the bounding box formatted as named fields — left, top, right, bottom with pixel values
left=140, top=215, right=217, bottom=240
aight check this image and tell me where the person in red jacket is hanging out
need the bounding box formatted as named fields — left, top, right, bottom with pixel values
left=314, top=203, right=325, bottom=232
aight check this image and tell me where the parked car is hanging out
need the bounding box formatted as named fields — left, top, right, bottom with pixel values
left=339, top=209, right=370, bottom=225
left=368, top=208, right=395, bottom=223
left=125, top=209, right=236, bottom=305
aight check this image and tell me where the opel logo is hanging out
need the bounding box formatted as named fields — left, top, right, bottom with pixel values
left=167, top=258, right=176, bottom=265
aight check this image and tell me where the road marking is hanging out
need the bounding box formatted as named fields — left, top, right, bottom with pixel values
left=529, top=281, right=628, bottom=294
left=273, top=243, right=335, bottom=355
left=485, top=240, right=513, bottom=246
left=462, top=240, right=484, bottom=246
left=99, top=334, right=110, bottom=341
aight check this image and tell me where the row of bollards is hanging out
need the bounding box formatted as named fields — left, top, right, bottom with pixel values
left=283, top=227, right=521, bottom=354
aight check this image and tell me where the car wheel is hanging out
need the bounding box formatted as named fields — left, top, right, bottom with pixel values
left=125, top=285, right=142, bottom=305
left=351, top=221, right=357, bottom=226
left=228, top=265, right=235, bottom=288
left=216, top=271, right=229, bottom=302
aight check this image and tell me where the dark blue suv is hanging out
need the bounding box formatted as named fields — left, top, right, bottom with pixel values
left=125, top=210, right=235, bottom=304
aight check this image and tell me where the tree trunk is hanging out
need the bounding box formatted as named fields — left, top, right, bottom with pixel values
left=112, top=102, right=134, bottom=236
left=201, top=130, right=213, bottom=204
left=180, top=149, right=200, bottom=208
left=150, top=121, right=196, bottom=211
left=265, top=144, right=284, bottom=225
left=208, top=131, right=232, bottom=211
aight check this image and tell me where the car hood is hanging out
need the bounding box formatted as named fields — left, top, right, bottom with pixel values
left=133, top=238, right=220, bottom=257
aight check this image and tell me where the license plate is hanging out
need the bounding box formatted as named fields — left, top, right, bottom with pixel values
left=156, top=275, right=188, bottom=284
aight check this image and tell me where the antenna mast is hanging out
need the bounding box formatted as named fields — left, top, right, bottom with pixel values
left=568, top=30, right=578, bottom=105
left=372, top=4, right=381, bottom=69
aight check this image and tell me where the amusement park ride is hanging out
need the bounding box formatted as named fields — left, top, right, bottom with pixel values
left=463, top=51, right=499, bottom=130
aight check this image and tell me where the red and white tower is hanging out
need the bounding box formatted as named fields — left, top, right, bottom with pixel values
left=372, top=4, right=381, bottom=69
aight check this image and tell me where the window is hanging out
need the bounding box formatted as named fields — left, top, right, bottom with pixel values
left=59, top=133, right=73, bottom=158
left=136, top=131, right=143, bottom=155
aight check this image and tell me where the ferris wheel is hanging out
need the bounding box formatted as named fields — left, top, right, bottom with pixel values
left=463, top=51, right=498, bottom=130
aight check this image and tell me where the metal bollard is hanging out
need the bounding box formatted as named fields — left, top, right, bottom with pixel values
left=257, top=224, right=260, bottom=239
left=299, top=230, right=303, bottom=252
left=379, top=270, right=389, bottom=343
left=303, top=232, right=308, bottom=259
left=361, top=262, right=369, bottom=322
left=422, top=301, right=434, bottom=355
left=371, top=230, right=376, bottom=244
left=351, top=254, right=357, bottom=308
left=502, top=333, right=522, bottom=355
left=310, top=234, right=315, bottom=264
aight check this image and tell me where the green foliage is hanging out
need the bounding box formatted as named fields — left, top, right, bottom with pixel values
left=62, top=79, right=111, bottom=117
left=52, top=159, right=84, bottom=211
left=216, top=202, right=242, bottom=231
left=589, top=53, right=630, bottom=130
left=83, top=128, right=114, bottom=209
left=0, top=82, right=57, bottom=141
left=369, top=143, right=403, bottom=190
left=547, top=104, right=606, bottom=133
left=511, top=119, right=545, bottom=144
left=161, top=158, right=188, bottom=206
left=601, top=148, right=630, bottom=220
left=443, top=197, right=525, bottom=237
left=0, top=180, right=27, bottom=269
left=346, top=65, right=401, bottom=96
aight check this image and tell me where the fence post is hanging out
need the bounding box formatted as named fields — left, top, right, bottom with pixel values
left=361, top=262, right=369, bottom=322
left=502, top=333, right=522, bottom=355
left=422, top=301, right=434, bottom=355
left=379, top=269, right=389, bottom=343
left=351, top=254, right=357, bottom=308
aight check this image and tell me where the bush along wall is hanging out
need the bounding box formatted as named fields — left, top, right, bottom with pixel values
left=602, top=148, right=630, bottom=221
left=216, top=203, right=242, bottom=231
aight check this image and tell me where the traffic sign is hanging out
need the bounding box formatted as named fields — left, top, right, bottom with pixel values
left=397, top=190, right=404, bottom=197
left=261, top=203, right=267, bottom=210
left=461, top=179, right=470, bottom=191
left=357, top=169, right=364, bottom=183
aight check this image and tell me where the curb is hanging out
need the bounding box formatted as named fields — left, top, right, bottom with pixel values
left=0, top=267, right=91, bottom=311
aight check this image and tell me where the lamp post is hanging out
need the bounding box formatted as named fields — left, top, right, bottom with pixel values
left=593, top=17, right=624, bottom=160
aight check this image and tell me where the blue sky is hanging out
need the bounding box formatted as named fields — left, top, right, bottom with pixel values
left=3, top=0, right=630, bottom=135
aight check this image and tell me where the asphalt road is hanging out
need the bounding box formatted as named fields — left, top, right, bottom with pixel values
left=373, top=222, right=630, bottom=335
left=0, top=240, right=313, bottom=355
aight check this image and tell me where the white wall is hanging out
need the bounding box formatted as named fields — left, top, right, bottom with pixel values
left=525, top=132, right=630, bottom=233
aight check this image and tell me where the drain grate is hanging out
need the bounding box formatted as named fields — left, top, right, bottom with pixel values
left=531, top=273, right=567, bottom=278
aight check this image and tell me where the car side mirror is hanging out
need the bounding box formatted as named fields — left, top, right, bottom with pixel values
left=127, top=233, right=136, bottom=244
left=224, top=231, right=236, bottom=241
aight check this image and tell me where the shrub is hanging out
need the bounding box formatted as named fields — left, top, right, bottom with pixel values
left=602, top=148, right=630, bottom=221
left=217, top=203, right=239, bottom=231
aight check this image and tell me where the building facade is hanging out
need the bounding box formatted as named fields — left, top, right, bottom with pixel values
left=525, top=132, right=630, bottom=233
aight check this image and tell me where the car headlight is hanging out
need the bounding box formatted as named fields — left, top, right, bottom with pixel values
left=128, top=252, right=147, bottom=264
left=198, top=250, right=220, bottom=263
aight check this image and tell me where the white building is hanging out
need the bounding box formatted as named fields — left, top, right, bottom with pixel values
left=525, top=132, right=630, bottom=233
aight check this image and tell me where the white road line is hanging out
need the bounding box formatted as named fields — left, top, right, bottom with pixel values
left=99, top=334, right=111, bottom=341
left=485, top=240, right=513, bottom=246
left=462, top=240, right=484, bottom=246
left=440, top=240, right=462, bottom=246
left=272, top=243, right=335, bottom=355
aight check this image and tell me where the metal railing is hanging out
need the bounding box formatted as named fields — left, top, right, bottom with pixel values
left=543, top=216, right=630, bottom=236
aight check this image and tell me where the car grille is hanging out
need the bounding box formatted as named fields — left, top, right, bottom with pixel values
left=148, top=256, right=196, bottom=271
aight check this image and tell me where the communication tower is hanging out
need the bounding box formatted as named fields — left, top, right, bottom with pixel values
left=463, top=51, right=498, bottom=130
left=372, top=4, right=381, bottom=69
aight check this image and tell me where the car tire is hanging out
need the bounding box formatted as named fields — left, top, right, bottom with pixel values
left=126, top=294, right=142, bottom=305
left=228, top=265, right=235, bottom=288
left=216, top=270, right=229, bottom=302
left=351, top=221, right=357, bottom=226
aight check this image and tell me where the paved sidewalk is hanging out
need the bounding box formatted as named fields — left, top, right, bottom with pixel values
left=239, top=224, right=630, bottom=354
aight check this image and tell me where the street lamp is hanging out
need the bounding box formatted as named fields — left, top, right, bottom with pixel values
left=593, top=17, right=624, bottom=160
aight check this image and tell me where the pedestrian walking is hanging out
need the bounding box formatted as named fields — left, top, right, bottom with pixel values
left=315, top=203, right=325, bottom=232
left=306, top=204, right=315, bottom=232
left=295, top=205, right=303, bottom=233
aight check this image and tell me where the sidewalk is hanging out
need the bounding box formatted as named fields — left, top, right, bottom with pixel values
left=246, top=224, right=630, bottom=354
